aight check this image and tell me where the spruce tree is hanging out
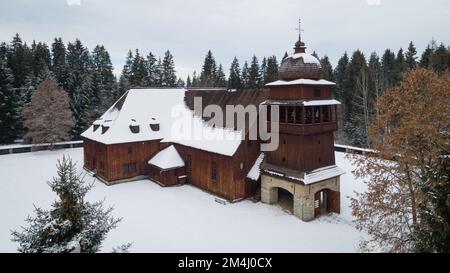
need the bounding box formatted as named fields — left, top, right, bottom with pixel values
left=419, top=44, right=434, bottom=69
left=191, top=71, right=198, bottom=87
left=186, top=75, right=191, bottom=87
left=200, top=50, right=216, bottom=87
left=0, top=58, right=19, bottom=143
left=119, top=50, right=133, bottom=94
left=228, top=57, right=242, bottom=89
left=161, top=50, right=177, bottom=87
left=265, top=56, right=279, bottom=84
left=333, top=52, right=349, bottom=102
left=129, top=49, right=147, bottom=87
left=145, top=52, right=157, bottom=87
left=320, top=55, right=333, bottom=81
left=405, top=41, right=418, bottom=69
left=381, top=49, right=396, bottom=90
left=412, top=155, right=450, bottom=252
left=430, top=43, right=449, bottom=73
left=259, top=57, right=267, bottom=86
left=394, top=48, right=406, bottom=83
left=66, top=39, right=93, bottom=138
left=241, top=61, right=249, bottom=89
left=215, top=64, right=226, bottom=87
left=91, top=45, right=116, bottom=117
left=11, top=156, right=123, bottom=253
left=248, top=55, right=261, bottom=89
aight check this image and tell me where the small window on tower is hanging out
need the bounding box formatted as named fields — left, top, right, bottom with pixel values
left=279, top=106, right=287, bottom=123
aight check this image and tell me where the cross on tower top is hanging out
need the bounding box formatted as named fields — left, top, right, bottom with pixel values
left=296, top=19, right=304, bottom=41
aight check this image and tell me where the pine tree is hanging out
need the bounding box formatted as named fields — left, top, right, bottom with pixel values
left=412, top=155, right=450, bottom=252
left=7, top=34, right=32, bottom=88
left=227, top=57, right=241, bottom=89
left=119, top=50, right=133, bottom=94
left=145, top=52, right=157, bottom=87
left=264, top=56, right=279, bottom=84
left=191, top=71, right=198, bottom=87
left=333, top=52, right=349, bottom=101
left=51, top=38, right=69, bottom=91
left=154, top=58, right=164, bottom=87
left=419, top=44, right=434, bottom=69
left=381, top=49, right=396, bottom=90
left=430, top=43, right=449, bottom=73
left=161, top=50, right=177, bottom=87
left=367, top=52, right=383, bottom=117
left=248, top=55, right=261, bottom=89
left=320, top=55, right=333, bottom=81
left=200, top=50, right=216, bottom=87
left=405, top=41, right=418, bottom=69
left=21, top=80, right=75, bottom=146
left=394, top=48, right=406, bottom=83
left=241, top=61, right=249, bottom=89
left=11, top=156, right=123, bottom=253
left=0, top=58, right=19, bottom=143
left=215, top=64, right=226, bottom=87
left=259, top=57, right=267, bottom=86
left=343, top=50, right=368, bottom=147
left=176, top=78, right=185, bottom=87
left=186, top=75, right=191, bottom=87
left=90, top=45, right=117, bottom=117
left=129, top=49, right=147, bottom=87
left=66, top=39, right=93, bottom=138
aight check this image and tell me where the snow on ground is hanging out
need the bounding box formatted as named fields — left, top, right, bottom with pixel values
left=0, top=148, right=368, bottom=252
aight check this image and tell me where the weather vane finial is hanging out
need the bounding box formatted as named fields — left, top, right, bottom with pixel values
left=296, top=18, right=304, bottom=42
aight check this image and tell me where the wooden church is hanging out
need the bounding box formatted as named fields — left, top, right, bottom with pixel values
left=81, top=25, right=344, bottom=221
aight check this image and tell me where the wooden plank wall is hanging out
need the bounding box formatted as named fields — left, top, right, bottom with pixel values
left=266, top=132, right=335, bottom=172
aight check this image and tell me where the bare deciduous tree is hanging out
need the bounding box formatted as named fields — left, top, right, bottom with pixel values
left=22, top=80, right=75, bottom=148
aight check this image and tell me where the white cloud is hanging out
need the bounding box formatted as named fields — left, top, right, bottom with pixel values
left=366, top=0, right=381, bottom=6
left=66, top=0, right=81, bottom=6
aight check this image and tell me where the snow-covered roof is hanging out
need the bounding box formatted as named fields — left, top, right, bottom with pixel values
left=247, top=153, right=265, bottom=181
left=147, top=145, right=185, bottom=170
left=303, top=99, right=341, bottom=106
left=285, top=52, right=321, bottom=65
left=81, top=88, right=242, bottom=156
left=261, top=99, right=341, bottom=107
left=303, top=165, right=346, bottom=185
left=265, top=78, right=336, bottom=87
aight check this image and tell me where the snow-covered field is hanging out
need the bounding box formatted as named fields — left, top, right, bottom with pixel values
left=0, top=148, right=368, bottom=252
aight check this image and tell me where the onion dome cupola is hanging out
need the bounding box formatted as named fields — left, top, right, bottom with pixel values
left=279, top=20, right=322, bottom=81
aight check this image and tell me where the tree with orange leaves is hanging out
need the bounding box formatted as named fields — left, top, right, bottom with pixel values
left=350, top=68, right=449, bottom=252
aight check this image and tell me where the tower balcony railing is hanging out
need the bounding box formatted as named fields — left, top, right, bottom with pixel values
left=267, top=120, right=337, bottom=135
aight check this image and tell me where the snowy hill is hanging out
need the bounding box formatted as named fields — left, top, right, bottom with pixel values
left=0, top=148, right=368, bottom=252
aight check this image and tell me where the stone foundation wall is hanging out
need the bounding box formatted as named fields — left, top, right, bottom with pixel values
left=261, top=174, right=340, bottom=221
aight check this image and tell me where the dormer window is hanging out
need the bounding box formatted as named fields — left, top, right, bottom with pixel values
left=129, top=119, right=140, bottom=134
left=93, top=119, right=102, bottom=132
left=149, top=117, right=160, bottom=132
left=101, top=120, right=112, bottom=134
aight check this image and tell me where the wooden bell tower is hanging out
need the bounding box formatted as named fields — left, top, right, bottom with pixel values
left=260, top=20, right=344, bottom=221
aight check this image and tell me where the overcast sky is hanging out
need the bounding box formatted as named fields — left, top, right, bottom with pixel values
left=1, top=0, right=449, bottom=80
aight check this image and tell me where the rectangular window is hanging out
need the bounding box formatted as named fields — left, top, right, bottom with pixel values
left=122, top=164, right=129, bottom=173
left=295, top=107, right=303, bottom=124
left=314, top=106, right=321, bottom=123
left=211, top=161, right=217, bottom=181
left=287, top=107, right=295, bottom=123
left=279, top=106, right=287, bottom=123
left=305, top=107, right=313, bottom=124
left=128, top=146, right=133, bottom=154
